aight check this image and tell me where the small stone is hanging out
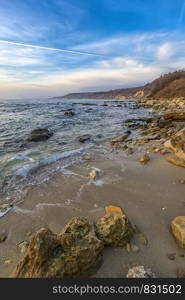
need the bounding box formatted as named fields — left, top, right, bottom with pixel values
left=0, top=233, right=7, bottom=243
left=176, top=268, right=185, bottom=278
left=138, top=233, right=148, bottom=246
left=171, top=216, right=185, bottom=248
left=127, top=147, right=134, bottom=155
left=4, top=260, right=12, bottom=265
left=105, top=205, right=124, bottom=215
left=131, top=244, right=140, bottom=253
left=83, top=155, right=92, bottom=161
left=127, top=266, right=156, bottom=278
left=139, top=154, right=150, bottom=165
left=88, top=169, right=99, bottom=180
left=180, top=180, right=185, bottom=184
left=167, top=253, right=176, bottom=260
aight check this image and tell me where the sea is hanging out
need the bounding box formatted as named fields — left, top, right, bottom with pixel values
left=0, top=98, right=150, bottom=207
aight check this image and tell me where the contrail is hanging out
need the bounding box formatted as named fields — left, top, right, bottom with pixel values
left=0, top=39, right=104, bottom=57
left=178, top=0, right=185, bottom=25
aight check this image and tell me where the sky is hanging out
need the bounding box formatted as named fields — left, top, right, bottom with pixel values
left=1, top=0, right=185, bottom=99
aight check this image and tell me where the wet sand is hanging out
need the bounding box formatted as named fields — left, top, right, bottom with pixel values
left=0, top=149, right=185, bottom=278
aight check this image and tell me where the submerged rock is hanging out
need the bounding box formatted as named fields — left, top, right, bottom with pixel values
left=171, top=216, right=185, bottom=249
left=126, top=266, right=156, bottom=278
left=64, top=111, right=75, bottom=116
left=95, top=209, right=134, bottom=247
left=12, top=217, right=104, bottom=278
left=78, top=134, right=92, bottom=143
left=27, top=128, right=53, bottom=142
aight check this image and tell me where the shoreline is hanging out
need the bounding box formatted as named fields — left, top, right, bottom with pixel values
left=0, top=97, right=185, bottom=277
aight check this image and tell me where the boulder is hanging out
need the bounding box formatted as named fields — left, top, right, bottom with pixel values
left=171, top=216, right=185, bottom=248
left=12, top=217, right=104, bottom=278
left=126, top=266, right=156, bottom=278
left=95, top=209, right=134, bottom=247
left=164, top=128, right=185, bottom=160
left=111, top=132, right=130, bottom=145
left=27, top=128, right=53, bottom=142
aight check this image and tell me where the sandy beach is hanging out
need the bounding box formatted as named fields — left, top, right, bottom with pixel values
left=1, top=144, right=185, bottom=278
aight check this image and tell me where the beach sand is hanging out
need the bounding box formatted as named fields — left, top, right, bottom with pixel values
left=0, top=149, right=185, bottom=278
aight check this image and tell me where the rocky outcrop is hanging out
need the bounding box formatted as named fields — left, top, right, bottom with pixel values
left=27, top=128, right=53, bottom=142
left=111, top=132, right=131, bottom=145
left=95, top=208, right=134, bottom=247
left=12, top=217, right=104, bottom=278
left=139, top=154, right=150, bottom=164
left=171, top=216, right=185, bottom=249
left=164, top=128, right=185, bottom=160
left=161, top=112, right=185, bottom=121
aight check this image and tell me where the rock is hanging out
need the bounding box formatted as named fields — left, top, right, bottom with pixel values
left=12, top=217, right=104, bottom=278
left=126, top=266, right=156, bottom=278
left=95, top=211, right=134, bottom=247
left=0, top=203, right=14, bottom=218
left=180, top=180, right=185, bottom=184
left=79, top=134, right=92, bottom=143
left=171, top=216, right=185, bottom=248
left=64, top=111, right=75, bottom=116
left=4, top=260, right=12, bottom=265
left=162, top=112, right=185, bottom=121
left=27, top=128, right=53, bottom=142
left=167, top=156, right=185, bottom=168
left=138, top=233, right=148, bottom=246
left=164, top=128, right=185, bottom=160
left=111, top=132, right=131, bottom=145
left=139, top=154, right=150, bottom=164
left=105, top=205, right=124, bottom=215
left=127, top=147, right=134, bottom=155
left=167, top=253, right=176, bottom=260
left=83, top=155, right=92, bottom=161
left=0, top=233, right=7, bottom=243
left=18, top=241, right=29, bottom=253
left=88, top=169, right=99, bottom=180
left=176, top=268, right=185, bottom=278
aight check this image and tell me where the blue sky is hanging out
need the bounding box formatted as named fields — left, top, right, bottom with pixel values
left=1, top=0, right=185, bottom=98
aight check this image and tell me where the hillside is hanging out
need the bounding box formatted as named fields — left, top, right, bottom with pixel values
left=57, top=70, right=185, bottom=100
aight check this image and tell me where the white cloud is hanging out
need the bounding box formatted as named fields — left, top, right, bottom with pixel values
left=156, top=43, right=174, bottom=60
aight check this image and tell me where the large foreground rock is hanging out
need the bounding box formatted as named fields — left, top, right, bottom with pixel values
left=27, top=128, right=53, bottom=142
left=164, top=128, right=185, bottom=160
left=171, top=216, right=185, bottom=249
left=12, top=217, right=104, bottom=278
left=95, top=208, right=134, bottom=247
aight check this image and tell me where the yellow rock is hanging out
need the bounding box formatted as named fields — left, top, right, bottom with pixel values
left=4, top=259, right=12, bottom=265
left=105, top=205, right=124, bottom=215
left=88, top=169, right=99, bottom=180
left=171, top=216, right=185, bottom=248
